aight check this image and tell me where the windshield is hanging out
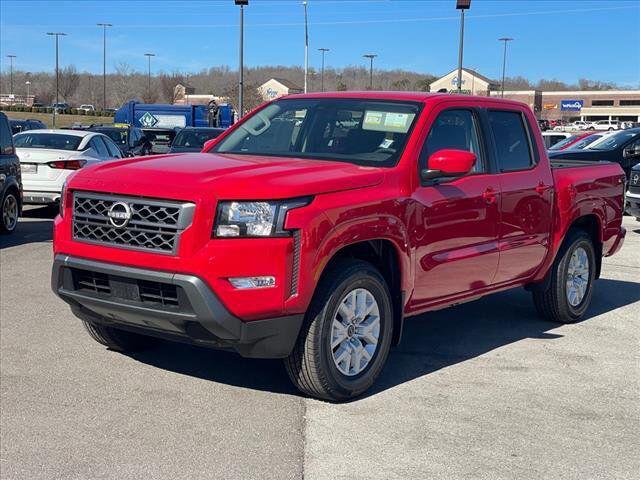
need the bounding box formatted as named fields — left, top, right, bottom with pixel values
left=91, top=128, right=128, bottom=145
left=173, top=129, right=223, bottom=148
left=13, top=133, right=83, bottom=151
left=587, top=131, right=638, bottom=151
left=213, top=98, right=422, bottom=167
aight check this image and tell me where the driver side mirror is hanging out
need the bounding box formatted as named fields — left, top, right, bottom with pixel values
left=623, top=144, right=640, bottom=159
left=421, top=149, right=477, bottom=182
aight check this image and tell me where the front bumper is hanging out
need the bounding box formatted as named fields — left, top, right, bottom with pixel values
left=23, top=191, right=60, bottom=204
left=51, top=254, right=304, bottom=358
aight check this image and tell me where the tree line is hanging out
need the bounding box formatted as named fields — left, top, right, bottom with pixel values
left=0, top=63, right=631, bottom=112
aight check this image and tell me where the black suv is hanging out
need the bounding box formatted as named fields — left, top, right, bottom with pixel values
left=9, top=118, right=47, bottom=134
left=0, top=112, right=22, bottom=234
left=88, top=124, right=152, bottom=157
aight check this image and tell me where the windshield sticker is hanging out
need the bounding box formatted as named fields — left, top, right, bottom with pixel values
left=363, top=111, right=415, bottom=133
left=379, top=138, right=394, bottom=149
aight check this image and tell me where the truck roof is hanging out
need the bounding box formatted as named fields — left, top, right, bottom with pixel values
left=284, top=90, right=528, bottom=107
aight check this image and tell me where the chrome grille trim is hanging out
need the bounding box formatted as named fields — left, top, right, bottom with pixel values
left=72, top=191, right=195, bottom=254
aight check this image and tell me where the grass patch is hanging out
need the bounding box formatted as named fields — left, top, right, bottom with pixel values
left=5, top=111, right=114, bottom=128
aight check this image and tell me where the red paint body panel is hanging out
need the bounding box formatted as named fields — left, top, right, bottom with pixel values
left=54, top=92, right=626, bottom=323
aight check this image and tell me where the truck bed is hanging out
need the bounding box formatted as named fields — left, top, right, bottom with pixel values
left=550, top=158, right=611, bottom=169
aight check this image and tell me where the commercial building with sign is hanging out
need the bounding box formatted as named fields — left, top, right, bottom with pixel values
left=429, top=68, right=499, bottom=95
left=429, top=68, right=640, bottom=122
left=258, top=78, right=304, bottom=101
left=493, top=89, right=640, bottom=121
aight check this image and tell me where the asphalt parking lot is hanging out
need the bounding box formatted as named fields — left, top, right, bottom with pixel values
left=1, top=208, right=639, bottom=480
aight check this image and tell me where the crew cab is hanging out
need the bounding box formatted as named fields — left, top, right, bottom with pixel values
left=51, top=93, right=626, bottom=401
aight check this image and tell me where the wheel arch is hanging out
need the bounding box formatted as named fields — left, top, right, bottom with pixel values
left=315, top=238, right=407, bottom=346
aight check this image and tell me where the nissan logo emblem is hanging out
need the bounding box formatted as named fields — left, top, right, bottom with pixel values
left=107, top=201, right=132, bottom=228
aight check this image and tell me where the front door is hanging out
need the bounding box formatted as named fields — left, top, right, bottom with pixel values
left=410, top=107, right=500, bottom=308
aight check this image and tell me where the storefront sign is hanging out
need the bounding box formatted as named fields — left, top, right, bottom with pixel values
left=560, top=100, right=583, bottom=111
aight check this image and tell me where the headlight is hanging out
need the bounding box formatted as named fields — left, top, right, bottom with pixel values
left=214, top=198, right=310, bottom=238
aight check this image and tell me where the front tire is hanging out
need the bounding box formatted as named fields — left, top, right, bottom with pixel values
left=533, top=230, right=596, bottom=323
left=285, top=260, right=393, bottom=401
left=0, top=190, right=19, bottom=234
left=82, top=320, right=156, bottom=352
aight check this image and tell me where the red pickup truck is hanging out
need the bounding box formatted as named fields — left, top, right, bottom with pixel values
left=52, top=92, right=626, bottom=401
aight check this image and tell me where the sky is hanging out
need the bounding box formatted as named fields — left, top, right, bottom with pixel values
left=1, top=0, right=639, bottom=86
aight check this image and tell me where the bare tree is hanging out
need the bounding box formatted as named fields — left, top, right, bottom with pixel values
left=159, top=72, right=187, bottom=103
left=58, top=65, right=80, bottom=101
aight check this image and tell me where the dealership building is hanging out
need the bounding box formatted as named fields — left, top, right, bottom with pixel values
left=430, top=69, right=640, bottom=122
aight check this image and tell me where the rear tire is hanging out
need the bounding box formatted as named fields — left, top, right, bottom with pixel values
left=82, top=320, right=156, bottom=352
left=284, top=260, right=393, bottom=401
left=0, top=190, right=19, bottom=234
left=533, top=230, right=596, bottom=323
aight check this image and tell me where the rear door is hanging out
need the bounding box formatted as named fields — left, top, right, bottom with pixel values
left=411, top=105, right=500, bottom=305
left=488, top=108, right=554, bottom=284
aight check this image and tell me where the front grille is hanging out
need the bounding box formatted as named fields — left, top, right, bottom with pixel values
left=630, top=185, right=640, bottom=195
left=70, top=267, right=186, bottom=310
left=73, top=269, right=111, bottom=295
left=72, top=192, right=195, bottom=254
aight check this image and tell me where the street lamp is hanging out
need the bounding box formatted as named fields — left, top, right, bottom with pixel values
left=499, top=37, right=514, bottom=98
left=363, top=54, right=377, bottom=90
left=235, top=0, right=248, bottom=116
left=318, top=48, right=329, bottom=92
left=47, top=32, right=67, bottom=127
left=144, top=53, right=155, bottom=101
left=303, top=1, right=309, bottom=93
left=6, top=55, right=16, bottom=103
left=455, top=0, right=471, bottom=94
left=97, top=23, right=112, bottom=111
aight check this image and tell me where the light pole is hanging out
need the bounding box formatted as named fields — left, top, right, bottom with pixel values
left=7, top=55, right=16, bottom=103
left=499, top=37, right=513, bottom=98
left=363, top=54, right=377, bottom=90
left=144, top=53, right=155, bottom=101
left=303, top=1, right=309, bottom=93
left=47, top=32, right=67, bottom=127
left=318, top=48, right=329, bottom=92
left=235, top=0, right=248, bottom=117
left=97, top=23, right=112, bottom=111
left=455, top=0, right=470, bottom=94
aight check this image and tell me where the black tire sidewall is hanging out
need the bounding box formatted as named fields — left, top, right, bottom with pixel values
left=556, top=234, right=596, bottom=320
left=315, top=267, right=393, bottom=398
left=1, top=191, right=18, bottom=233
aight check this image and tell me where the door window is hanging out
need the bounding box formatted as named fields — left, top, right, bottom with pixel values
left=0, top=116, right=13, bottom=154
left=488, top=110, right=534, bottom=171
left=103, top=137, right=123, bottom=158
left=421, top=109, right=485, bottom=173
left=91, top=136, right=110, bottom=158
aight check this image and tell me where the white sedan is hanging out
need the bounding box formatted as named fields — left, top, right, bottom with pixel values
left=13, top=129, right=124, bottom=205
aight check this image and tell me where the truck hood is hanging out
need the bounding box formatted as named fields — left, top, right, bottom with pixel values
left=68, top=152, right=385, bottom=201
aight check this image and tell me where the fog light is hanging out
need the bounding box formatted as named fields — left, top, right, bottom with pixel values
left=228, top=276, right=276, bottom=289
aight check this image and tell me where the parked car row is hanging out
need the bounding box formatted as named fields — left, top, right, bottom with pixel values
left=1, top=113, right=227, bottom=234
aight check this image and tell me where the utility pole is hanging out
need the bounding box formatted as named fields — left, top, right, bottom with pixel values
left=363, top=54, right=377, bottom=90
left=7, top=55, right=16, bottom=103
left=499, top=37, right=513, bottom=98
left=47, top=32, right=66, bottom=127
left=97, top=23, right=112, bottom=111
left=144, top=53, right=155, bottom=101
left=455, top=0, right=471, bottom=94
left=318, top=48, right=329, bottom=92
left=235, top=0, right=248, bottom=116
left=303, top=1, right=309, bottom=93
